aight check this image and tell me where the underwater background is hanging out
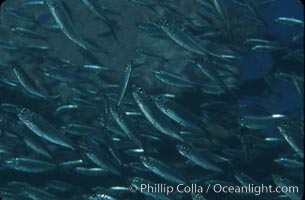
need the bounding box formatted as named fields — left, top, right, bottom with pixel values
left=0, top=0, right=304, bottom=199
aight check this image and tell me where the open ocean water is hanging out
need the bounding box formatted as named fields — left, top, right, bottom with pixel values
left=0, top=0, right=304, bottom=199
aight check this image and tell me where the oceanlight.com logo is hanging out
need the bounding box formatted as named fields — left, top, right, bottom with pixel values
left=129, top=183, right=301, bottom=196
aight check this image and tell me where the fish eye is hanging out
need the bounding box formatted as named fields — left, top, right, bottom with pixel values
left=21, top=108, right=28, bottom=114
left=137, top=88, right=144, bottom=94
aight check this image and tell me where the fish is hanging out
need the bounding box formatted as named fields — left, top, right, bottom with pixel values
left=109, top=105, right=143, bottom=149
left=132, top=87, right=185, bottom=142
left=80, top=0, right=119, bottom=43
left=177, top=144, right=223, bottom=173
left=79, top=139, right=121, bottom=176
left=23, top=185, right=59, bottom=199
left=275, top=17, right=304, bottom=26
left=17, top=108, right=76, bottom=150
left=21, top=131, right=54, bottom=159
left=102, top=129, right=124, bottom=166
left=43, top=66, right=92, bottom=83
left=10, top=27, right=48, bottom=41
left=116, top=62, right=132, bottom=107
left=140, top=156, right=187, bottom=184
left=274, top=158, right=304, bottom=168
left=21, top=0, right=45, bottom=7
left=0, top=0, right=303, bottom=199
left=194, top=56, right=230, bottom=94
left=135, top=47, right=169, bottom=63
left=4, top=158, right=56, bottom=173
left=45, top=0, right=88, bottom=49
left=153, top=95, right=204, bottom=133
left=153, top=70, right=199, bottom=88
left=277, top=120, right=304, bottom=158
left=212, top=0, right=231, bottom=34
left=157, top=19, right=207, bottom=55
left=251, top=45, right=284, bottom=52
left=4, top=7, right=37, bottom=23
left=73, top=167, right=108, bottom=176
left=238, top=114, right=286, bottom=130
left=46, top=180, right=78, bottom=192
left=61, top=124, right=99, bottom=136
left=12, top=62, right=47, bottom=99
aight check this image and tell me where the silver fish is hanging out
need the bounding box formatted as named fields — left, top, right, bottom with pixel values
left=117, top=62, right=132, bottom=107
left=45, top=0, right=88, bottom=49
left=274, top=158, right=304, bottom=168
left=73, top=167, right=108, bottom=176
left=177, top=144, right=223, bottom=173
left=132, top=87, right=184, bottom=142
left=18, top=108, right=75, bottom=150
left=10, top=27, right=48, bottom=41
left=153, top=96, right=204, bottom=133
left=140, top=156, right=187, bottom=184
left=276, top=17, right=304, bottom=26
left=277, top=120, right=304, bottom=158
left=12, top=63, right=47, bottom=99
left=238, top=114, right=286, bottom=130
left=79, top=139, right=121, bottom=175
left=158, top=19, right=207, bottom=55
left=153, top=70, right=198, bottom=88
left=4, top=158, right=56, bottom=173
left=194, top=56, right=230, bottom=93
left=109, top=105, right=143, bottom=149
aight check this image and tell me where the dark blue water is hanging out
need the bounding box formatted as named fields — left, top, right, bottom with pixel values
left=0, top=0, right=304, bottom=200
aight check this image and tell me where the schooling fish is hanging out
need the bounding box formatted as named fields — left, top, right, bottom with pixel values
left=109, top=105, right=143, bottom=149
left=133, top=87, right=184, bottom=142
left=152, top=70, right=199, bottom=88
left=140, top=156, right=187, bottom=184
left=117, top=62, right=132, bottom=107
left=4, top=157, right=56, bottom=173
left=177, top=144, right=223, bottom=173
left=12, top=62, right=47, bottom=99
left=45, top=0, right=88, bottom=49
left=18, top=108, right=75, bottom=150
